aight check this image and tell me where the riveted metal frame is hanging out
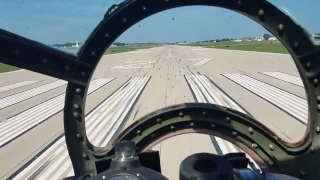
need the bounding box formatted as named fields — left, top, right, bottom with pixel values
left=1, top=0, right=320, bottom=179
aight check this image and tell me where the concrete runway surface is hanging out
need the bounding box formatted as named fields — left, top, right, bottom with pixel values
left=0, top=45, right=307, bottom=180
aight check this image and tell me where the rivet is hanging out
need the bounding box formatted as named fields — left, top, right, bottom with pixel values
left=142, top=5, right=147, bottom=11
left=14, top=49, right=20, bottom=54
left=81, top=72, right=86, bottom=77
left=76, top=134, right=82, bottom=140
left=136, top=130, right=141, bottom=135
left=249, top=127, right=254, bottom=134
left=65, top=65, right=70, bottom=71
left=316, top=126, right=320, bottom=133
left=122, top=17, right=127, bottom=23
left=226, top=117, right=231, bottom=123
left=317, top=104, right=320, bottom=110
left=294, top=41, right=299, bottom=48
left=73, top=112, right=79, bottom=117
left=102, top=176, right=106, bottom=179
left=42, top=58, right=47, bottom=63
left=179, top=112, right=184, bottom=117
left=237, top=0, right=242, bottom=6
left=105, top=33, right=109, bottom=38
left=211, top=124, right=215, bottom=128
left=156, top=118, right=162, bottom=124
left=300, top=170, right=305, bottom=177
left=313, top=79, right=319, bottom=85
left=170, top=125, right=174, bottom=129
left=76, top=88, right=81, bottom=93
left=82, top=153, right=88, bottom=159
left=137, top=173, right=140, bottom=177
left=190, top=122, right=194, bottom=127
left=278, top=24, right=284, bottom=31
left=164, top=0, right=169, bottom=2
left=268, top=160, right=274, bottom=166
left=306, top=62, right=311, bottom=68
left=74, top=104, right=79, bottom=109
left=151, top=133, right=155, bottom=138
left=232, top=131, right=238, bottom=136
left=310, top=147, right=315, bottom=153
left=269, top=144, right=275, bottom=150
left=91, top=52, right=96, bottom=57
left=258, top=9, right=264, bottom=15
left=317, top=96, right=320, bottom=102
left=252, top=143, right=258, bottom=149
left=202, top=111, right=207, bottom=116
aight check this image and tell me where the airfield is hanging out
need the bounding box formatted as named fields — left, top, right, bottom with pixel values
left=0, top=45, right=307, bottom=180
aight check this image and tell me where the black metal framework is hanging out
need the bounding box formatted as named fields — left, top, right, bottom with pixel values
left=1, top=0, right=320, bottom=179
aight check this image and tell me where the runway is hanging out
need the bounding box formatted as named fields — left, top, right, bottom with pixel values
left=0, top=45, right=307, bottom=180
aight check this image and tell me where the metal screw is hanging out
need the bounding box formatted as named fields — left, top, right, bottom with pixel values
left=252, top=143, right=258, bottom=149
left=170, top=125, right=174, bottom=129
left=202, top=111, right=207, bottom=116
left=278, top=24, right=284, bottom=31
left=317, top=104, right=320, bottom=110
left=232, top=131, right=238, bottom=136
left=122, top=18, right=127, bottom=23
left=65, top=65, right=70, bottom=71
left=81, top=72, right=86, bottom=77
left=316, top=126, right=320, bottom=133
left=313, top=79, right=319, bottom=85
left=179, top=112, right=184, bottom=117
left=105, top=33, right=109, bottom=38
left=269, top=144, right=275, bottom=150
left=306, top=62, right=311, bottom=68
left=190, top=122, right=194, bottom=127
left=42, top=58, right=47, bottom=63
left=136, top=130, right=141, bottom=135
left=310, top=147, right=315, bottom=153
left=156, top=118, right=161, bottom=124
left=76, top=134, right=82, bottom=140
left=102, top=176, right=106, bottom=179
left=268, top=160, right=274, bottom=166
left=73, top=112, right=79, bottom=117
left=91, top=52, right=96, bottom=57
left=137, top=173, right=140, bottom=177
left=76, top=88, right=81, bottom=93
left=249, top=127, right=254, bottom=134
left=226, top=117, right=231, bottom=123
left=317, top=96, right=320, bottom=102
left=300, top=170, right=306, bottom=177
left=211, top=124, right=215, bottom=128
left=142, top=5, right=147, bottom=11
left=82, top=153, right=88, bottom=159
left=164, top=0, right=169, bottom=2
left=237, top=0, right=242, bottom=6
left=294, top=41, right=299, bottom=48
left=258, top=9, right=264, bottom=15
left=74, top=104, right=79, bottom=109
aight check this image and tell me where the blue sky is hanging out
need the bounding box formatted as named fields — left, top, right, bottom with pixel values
left=0, top=0, right=319, bottom=44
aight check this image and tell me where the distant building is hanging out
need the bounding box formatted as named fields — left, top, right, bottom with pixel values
left=312, top=34, right=320, bottom=40
left=269, top=36, right=278, bottom=41
left=234, top=39, right=242, bottom=42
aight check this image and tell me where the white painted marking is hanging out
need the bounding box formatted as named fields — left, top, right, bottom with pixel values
left=223, top=73, right=307, bottom=124
left=0, top=78, right=114, bottom=147
left=12, top=77, right=150, bottom=180
left=111, top=61, right=155, bottom=69
left=260, top=71, right=303, bottom=87
left=190, top=58, right=214, bottom=66
left=0, top=81, right=38, bottom=93
left=0, top=69, right=25, bottom=75
left=0, top=80, right=67, bottom=110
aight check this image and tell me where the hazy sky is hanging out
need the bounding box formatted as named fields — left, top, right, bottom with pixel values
left=0, top=0, right=319, bottom=44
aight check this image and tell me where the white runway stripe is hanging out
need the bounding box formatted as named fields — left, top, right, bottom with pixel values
left=11, top=77, right=150, bottom=180
left=260, top=71, right=303, bottom=87
left=0, top=81, right=38, bottom=93
left=190, top=58, right=214, bottom=66
left=223, top=73, right=307, bottom=124
left=185, top=74, right=259, bottom=169
left=0, top=78, right=114, bottom=147
left=0, top=80, right=67, bottom=110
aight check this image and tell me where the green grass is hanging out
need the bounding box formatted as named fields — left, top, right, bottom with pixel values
left=187, top=41, right=289, bottom=54
left=104, top=44, right=160, bottom=54
left=0, top=63, right=20, bottom=73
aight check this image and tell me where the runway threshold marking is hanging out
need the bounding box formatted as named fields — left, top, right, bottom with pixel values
left=185, top=74, right=258, bottom=167
left=0, top=78, right=114, bottom=147
left=223, top=73, right=307, bottom=124
left=260, top=71, right=303, bottom=87
left=190, top=58, right=214, bottom=66
left=0, top=81, right=39, bottom=93
left=0, top=80, right=67, bottom=110
left=111, top=61, right=155, bottom=69
left=10, top=77, right=150, bottom=180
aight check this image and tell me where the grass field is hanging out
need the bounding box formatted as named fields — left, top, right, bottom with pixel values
left=187, top=41, right=290, bottom=54
left=0, top=63, right=20, bottom=73
left=104, top=44, right=160, bottom=54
